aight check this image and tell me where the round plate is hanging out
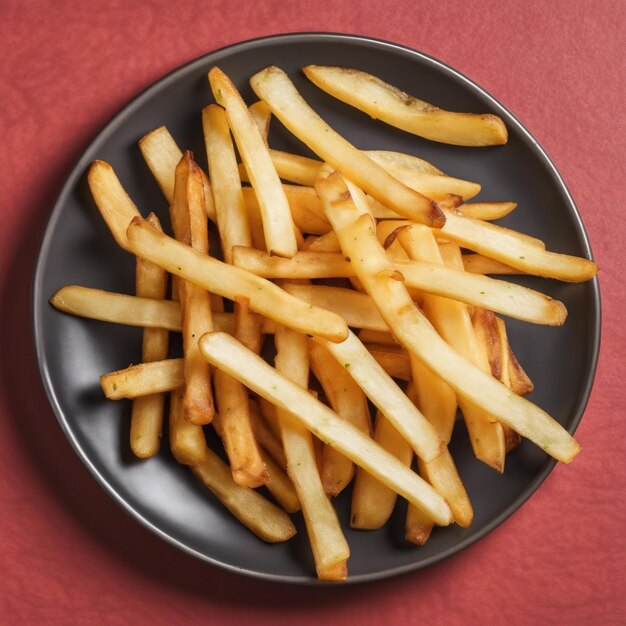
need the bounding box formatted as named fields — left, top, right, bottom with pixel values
left=32, top=33, right=600, bottom=584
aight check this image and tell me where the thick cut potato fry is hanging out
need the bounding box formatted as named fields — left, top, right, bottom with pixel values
left=124, top=217, right=348, bottom=342
left=459, top=201, right=517, bottom=221
left=250, top=66, right=445, bottom=227
left=168, top=387, right=206, bottom=466
left=213, top=369, right=268, bottom=488
left=191, top=445, right=296, bottom=542
left=309, top=341, right=372, bottom=497
left=101, top=359, right=184, bottom=399
left=130, top=213, right=169, bottom=459
left=303, top=65, right=507, bottom=147
left=210, top=67, right=297, bottom=257
left=199, top=332, right=453, bottom=525
left=273, top=325, right=350, bottom=580
left=350, top=410, right=413, bottom=529
left=170, top=154, right=215, bottom=425
left=138, top=126, right=217, bottom=222
left=248, top=100, right=272, bottom=143
left=202, top=105, right=251, bottom=263
left=318, top=174, right=580, bottom=464
left=462, top=254, right=523, bottom=275
left=233, top=245, right=567, bottom=326
left=365, top=343, right=411, bottom=381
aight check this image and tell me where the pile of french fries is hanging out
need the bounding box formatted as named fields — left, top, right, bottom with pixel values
left=50, top=64, right=598, bottom=581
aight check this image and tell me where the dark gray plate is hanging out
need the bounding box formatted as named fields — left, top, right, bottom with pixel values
left=32, top=33, right=600, bottom=584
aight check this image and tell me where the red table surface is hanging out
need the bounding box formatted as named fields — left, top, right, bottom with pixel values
left=1, top=1, right=624, bottom=623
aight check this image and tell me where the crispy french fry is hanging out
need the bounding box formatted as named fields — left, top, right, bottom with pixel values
left=168, top=387, right=206, bottom=466
left=405, top=501, right=434, bottom=545
left=240, top=150, right=323, bottom=187
left=248, top=399, right=288, bottom=470
left=199, top=332, right=453, bottom=524
left=459, top=201, right=517, bottom=221
left=124, top=217, right=348, bottom=342
left=273, top=325, right=350, bottom=580
left=191, top=445, right=296, bottom=542
left=210, top=67, right=297, bottom=257
left=233, top=296, right=264, bottom=355
left=318, top=173, right=580, bottom=464
left=130, top=213, right=169, bottom=458
left=303, top=65, right=507, bottom=146
left=462, top=254, right=523, bottom=275
left=248, top=100, right=272, bottom=143
left=170, top=154, right=215, bottom=425
left=137, top=126, right=217, bottom=222
left=101, top=359, right=184, bottom=399
left=259, top=449, right=300, bottom=513
left=250, top=66, right=445, bottom=227
left=308, top=340, right=372, bottom=497
left=365, top=343, right=411, bottom=381
left=202, top=105, right=252, bottom=263
left=350, top=409, right=413, bottom=529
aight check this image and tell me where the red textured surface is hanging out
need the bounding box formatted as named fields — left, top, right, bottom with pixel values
left=1, top=0, right=624, bottom=623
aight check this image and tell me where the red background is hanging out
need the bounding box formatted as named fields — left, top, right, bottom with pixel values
left=1, top=1, right=624, bottom=623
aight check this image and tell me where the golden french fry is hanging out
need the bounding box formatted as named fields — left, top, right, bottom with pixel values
left=248, top=100, right=272, bottom=143
left=202, top=105, right=251, bottom=263
left=101, top=359, right=184, bottom=399
left=365, top=343, right=411, bottom=381
left=303, top=65, right=507, bottom=147
left=233, top=296, right=264, bottom=355
left=191, top=444, right=296, bottom=542
left=137, top=126, right=216, bottom=222
left=303, top=231, right=340, bottom=252
left=168, top=387, right=206, bottom=466
left=259, top=449, right=300, bottom=514
left=358, top=329, right=397, bottom=345
left=459, top=201, right=517, bottom=220
left=199, top=332, right=453, bottom=525
left=350, top=409, right=413, bottom=529
left=210, top=67, right=297, bottom=257
left=248, top=399, right=288, bottom=470
left=130, top=213, right=169, bottom=459
left=240, top=150, right=323, bottom=187
left=405, top=501, right=434, bottom=545
left=318, top=173, right=580, bottom=464
left=250, top=66, right=445, bottom=227
left=124, top=217, right=348, bottom=342
left=273, top=325, right=350, bottom=580
left=462, top=254, right=523, bottom=275
left=308, top=340, right=372, bottom=497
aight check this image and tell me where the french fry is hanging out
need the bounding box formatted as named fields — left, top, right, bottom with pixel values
left=318, top=173, right=580, bottom=464
left=209, top=67, right=297, bottom=257
left=462, top=254, right=523, bottom=275
left=240, top=150, right=323, bottom=187
left=350, top=409, right=413, bottom=529
left=191, top=445, right=296, bottom=542
left=202, top=105, right=252, bottom=263
left=250, top=66, right=445, bottom=227
left=365, top=343, right=411, bottom=381
left=234, top=296, right=264, bottom=354
left=137, top=126, right=217, bottom=222
left=259, top=449, right=300, bottom=514
left=101, top=359, right=184, bottom=399
left=232, top=245, right=568, bottom=326
left=170, top=153, right=215, bottom=425
left=273, top=325, right=350, bottom=580
left=248, top=100, right=272, bottom=143
left=199, top=332, right=453, bottom=525
left=358, top=329, right=397, bottom=345
left=308, top=340, right=372, bottom=497
left=248, top=399, right=288, bottom=470
left=168, top=387, right=206, bottom=466
left=459, top=201, right=517, bottom=221
left=124, top=217, right=348, bottom=342
left=303, top=65, right=508, bottom=147
left=303, top=231, right=340, bottom=252
left=130, top=213, right=169, bottom=458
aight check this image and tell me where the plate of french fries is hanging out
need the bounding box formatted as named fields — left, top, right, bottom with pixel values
left=32, top=34, right=600, bottom=583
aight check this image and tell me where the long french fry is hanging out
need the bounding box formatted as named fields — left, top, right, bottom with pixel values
left=318, top=173, right=580, bottom=463
left=250, top=66, right=445, bottom=227
left=202, top=104, right=252, bottom=263
left=210, top=67, right=297, bottom=257
left=273, top=325, right=350, bottom=580
left=130, top=213, right=169, bottom=459
left=192, top=445, right=296, bottom=542
left=198, top=332, right=453, bottom=525
left=303, top=65, right=507, bottom=146
left=124, top=217, right=348, bottom=342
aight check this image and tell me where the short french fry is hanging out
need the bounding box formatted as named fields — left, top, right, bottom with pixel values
left=168, top=387, right=206, bottom=466
left=309, top=340, right=372, bottom=497
left=130, top=213, right=169, bottom=458
left=303, top=65, right=507, bottom=147
left=202, top=105, right=252, bottom=263
left=210, top=67, right=297, bottom=257
left=248, top=100, right=272, bottom=143
left=250, top=66, right=445, bottom=227
left=101, top=359, right=184, bottom=399
left=191, top=445, right=296, bottom=542
left=459, top=201, right=517, bottom=221
left=303, top=231, right=340, bottom=252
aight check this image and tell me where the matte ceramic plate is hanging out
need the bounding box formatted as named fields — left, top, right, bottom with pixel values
left=32, top=33, right=600, bottom=584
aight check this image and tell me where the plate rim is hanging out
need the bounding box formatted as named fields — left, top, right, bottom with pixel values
left=31, top=31, right=602, bottom=586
